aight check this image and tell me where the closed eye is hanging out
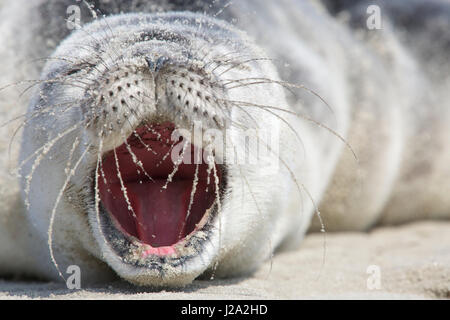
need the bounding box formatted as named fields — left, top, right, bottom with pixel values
left=66, top=68, right=82, bottom=76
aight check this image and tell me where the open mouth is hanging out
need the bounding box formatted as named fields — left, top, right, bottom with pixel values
left=98, top=122, right=222, bottom=257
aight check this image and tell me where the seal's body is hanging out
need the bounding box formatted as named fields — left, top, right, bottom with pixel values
left=0, top=0, right=449, bottom=286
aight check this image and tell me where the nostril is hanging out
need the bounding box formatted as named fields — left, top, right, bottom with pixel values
left=146, top=56, right=170, bottom=72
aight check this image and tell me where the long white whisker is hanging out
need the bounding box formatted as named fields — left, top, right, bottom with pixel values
left=21, top=123, right=82, bottom=209
left=237, top=165, right=274, bottom=279
left=225, top=99, right=358, bottom=162
left=224, top=77, right=336, bottom=117
left=113, top=148, right=141, bottom=225
left=256, top=134, right=328, bottom=277
left=209, top=151, right=222, bottom=280
left=178, top=163, right=199, bottom=239
left=48, top=140, right=91, bottom=281
left=121, top=129, right=155, bottom=183
left=162, top=138, right=189, bottom=190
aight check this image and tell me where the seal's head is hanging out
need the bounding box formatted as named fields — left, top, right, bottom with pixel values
left=20, top=12, right=296, bottom=286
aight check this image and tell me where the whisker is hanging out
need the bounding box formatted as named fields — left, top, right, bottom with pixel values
left=162, top=138, right=189, bottom=190
left=223, top=78, right=297, bottom=97
left=118, top=82, right=161, bottom=151
left=121, top=128, right=155, bottom=183
left=0, top=78, right=82, bottom=95
left=48, top=139, right=91, bottom=281
left=113, top=148, right=142, bottom=227
left=20, top=123, right=82, bottom=208
left=256, top=134, right=328, bottom=278
left=237, top=102, right=306, bottom=155
left=94, top=132, right=109, bottom=264
left=217, top=58, right=275, bottom=77
left=208, top=53, right=254, bottom=73
left=19, top=79, right=88, bottom=100
left=237, top=165, right=274, bottom=279
left=208, top=151, right=222, bottom=280
left=9, top=99, right=85, bottom=165
left=1, top=98, right=82, bottom=129
left=155, top=139, right=177, bottom=168
left=178, top=163, right=200, bottom=239
left=224, top=77, right=336, bottom=117
left=225, top=99, right=358, bottom=162
left=213, top=1, right=234, bottom=18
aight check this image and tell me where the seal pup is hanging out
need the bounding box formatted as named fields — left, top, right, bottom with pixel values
left=0, top=0, right=449, bottom=287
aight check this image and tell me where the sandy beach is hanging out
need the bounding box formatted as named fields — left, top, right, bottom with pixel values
left=1, top=221, right=448, bottom=300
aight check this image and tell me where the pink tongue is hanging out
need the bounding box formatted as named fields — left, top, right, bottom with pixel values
left=126, top=180, right=193, bottom=247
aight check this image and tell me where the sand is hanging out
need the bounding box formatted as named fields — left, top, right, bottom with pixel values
left=0, top=221, right=449, bottom=300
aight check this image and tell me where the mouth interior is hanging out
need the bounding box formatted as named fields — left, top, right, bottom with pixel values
left=98, top=122, right=220, bottom=250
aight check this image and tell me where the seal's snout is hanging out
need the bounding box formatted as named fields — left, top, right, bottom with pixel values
left=154, top=64, right=228, bottom=129
left=87, top=65, right=156, bottom=136
left=87, top=59, right=228, bottom=143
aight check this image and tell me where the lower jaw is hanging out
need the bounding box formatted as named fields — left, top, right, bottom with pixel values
left=93, top=210, right=216, bottom=287
left=94, top=196, right=220, bottom=267
left=108, top=204, right=215, bottom=259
